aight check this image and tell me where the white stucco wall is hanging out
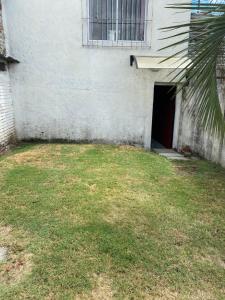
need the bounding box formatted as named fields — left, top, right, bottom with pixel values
left=0, top=70, right=15, bottom=151
left=2, top=0, right=190, bottom=148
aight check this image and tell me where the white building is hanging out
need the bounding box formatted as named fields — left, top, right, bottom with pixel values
left=0, top=0, right=224, bottom=166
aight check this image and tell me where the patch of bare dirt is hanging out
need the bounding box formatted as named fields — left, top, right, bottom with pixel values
left=0, top=224, right=33, bottom=285
left=173, top=164, right=198, bottom=176
left=0, top=253, right=32, bottom=285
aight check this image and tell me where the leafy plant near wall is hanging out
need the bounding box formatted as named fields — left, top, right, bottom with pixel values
left=163, top=1, right=225, bottom=138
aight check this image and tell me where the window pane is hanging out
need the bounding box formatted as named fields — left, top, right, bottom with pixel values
left=118, top=0, right=146, bottom=41
left=89, top=0, right=146, bottom=42
left=89, top=0, right=117, bottom=40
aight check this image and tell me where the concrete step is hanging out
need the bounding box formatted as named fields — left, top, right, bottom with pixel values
left=153, top=148, right=189, bottom=161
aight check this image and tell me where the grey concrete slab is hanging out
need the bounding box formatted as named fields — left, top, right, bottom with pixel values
left=153, top=148, right=189, bottom=161
left=154, top=148, right=177, bottom=154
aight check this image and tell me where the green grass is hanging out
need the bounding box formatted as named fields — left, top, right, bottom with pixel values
left=0, top=143, right=225, bottom=299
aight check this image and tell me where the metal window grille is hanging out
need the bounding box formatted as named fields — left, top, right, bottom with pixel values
left=82, top=0, right=151, bottom=47
left=192, top=0, right=219, bottom=13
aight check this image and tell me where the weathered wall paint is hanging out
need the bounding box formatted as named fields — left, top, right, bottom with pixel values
left=178, top=85, right=225, bottom=167
left=2, top=0, right=190, bottom=149
left=0, top=1, right=15, bottom=152
left=2, top=0, right=224, bottom=166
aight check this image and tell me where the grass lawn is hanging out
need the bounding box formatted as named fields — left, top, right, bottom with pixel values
left=0, top=144, right=225, bottom=299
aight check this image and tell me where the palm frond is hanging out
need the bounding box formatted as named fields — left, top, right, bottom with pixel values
left=163, top=1, right=225, bottom=137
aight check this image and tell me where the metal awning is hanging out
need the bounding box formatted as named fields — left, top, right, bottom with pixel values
left=130, top=56, right=191, bottom=70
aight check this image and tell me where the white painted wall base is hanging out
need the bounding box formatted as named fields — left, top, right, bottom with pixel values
left=177, top=87, right=225, bottom=167
left=0, top=70, right=15, bottom=151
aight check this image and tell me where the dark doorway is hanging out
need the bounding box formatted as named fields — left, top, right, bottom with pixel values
left=151, top=85, right=176, bottom=149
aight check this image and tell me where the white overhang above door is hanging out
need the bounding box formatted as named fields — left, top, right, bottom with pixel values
left=130, top=56, right=191, bottom=70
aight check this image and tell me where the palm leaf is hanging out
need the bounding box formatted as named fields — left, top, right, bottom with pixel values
left=162, top=1, right=225, bottom=138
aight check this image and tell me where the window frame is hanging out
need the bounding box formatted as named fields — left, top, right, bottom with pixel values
left=83, top=0, right=152, bottom=48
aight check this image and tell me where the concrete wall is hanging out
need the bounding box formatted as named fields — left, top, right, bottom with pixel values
left=0, top=71, right=15, bottom=152
left=178, top=85, right=225, bottom=167
left=2, top=0, right=190, bottom=148
left=0, top=1, right=15, bottom=152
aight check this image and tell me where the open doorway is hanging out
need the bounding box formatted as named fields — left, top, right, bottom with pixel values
left=151, top=85, right=176, bottom=149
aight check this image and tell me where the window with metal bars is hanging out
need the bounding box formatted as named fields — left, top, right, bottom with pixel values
left=83, top=0, right=150, bottom=47
left=192, top=0, right=214, bottom=13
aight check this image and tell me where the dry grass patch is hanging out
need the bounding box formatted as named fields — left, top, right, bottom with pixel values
left=145, top=288, right=179, bottom=300
left=103, top=204, right=131, bottom=225
left=65, top=144, right=95, bottom=157
left=0, top=144, right=225, bottom=299
left=5, top=145, right=66, bottom=170
left=76, top=274, right=113, bottom=300
left=144, top=287, right=222, bottom=300
left=53, top=209, right=85, bottom=225
left=168, top=228, right=190, bottom=246
left=185, top=289, right=225, bottom=300
left=7, top=145, right=51, bottom=164
left=86, top=183, right=98, bottom=194
left=195, top=253, right=225, bottom=270
left=0, top=225, right=33, bottom=285
left=117, top=145, right=143, bottom=152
